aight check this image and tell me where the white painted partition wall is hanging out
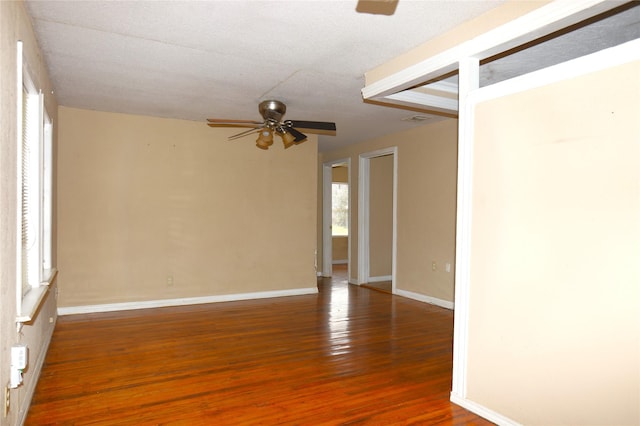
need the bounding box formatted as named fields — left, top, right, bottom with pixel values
left=452, top=39, right=640, bottom=425
left=360, top=2, right=640, bottom=424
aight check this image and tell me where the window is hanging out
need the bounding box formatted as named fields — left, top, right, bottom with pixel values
left=16, top=41, right=54, bottom=322
left=332, top=183, right=348, bottom=236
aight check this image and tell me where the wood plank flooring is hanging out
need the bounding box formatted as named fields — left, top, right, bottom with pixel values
left=361, top=281, right=392, bottom=294
left=26, top=266, right=492, bottom=425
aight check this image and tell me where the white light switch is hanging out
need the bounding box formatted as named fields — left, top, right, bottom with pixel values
left=11, top=346, right=27, bottom=370
left=10, top=346, right=27, bottom=388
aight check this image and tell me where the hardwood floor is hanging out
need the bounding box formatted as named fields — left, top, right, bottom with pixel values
left=361, top=280, right=392, bottom=294
left=27, top=266, right=492, bottom=425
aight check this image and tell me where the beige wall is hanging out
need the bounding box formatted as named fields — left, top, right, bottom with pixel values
left=319, top=119, right=458, bottom=302
left=369, top=154, right=393, bottom=278
left=0, top=1, right=59, bottom=423
left=467, top=61, right=640, bottom=424
left=332, top=165, right=348, bottom=183
left=57, top=107, right=317, bottom=307
left=332, top=236, right=348, bottom=262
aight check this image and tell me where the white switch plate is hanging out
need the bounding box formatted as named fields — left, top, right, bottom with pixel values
left=11, top=346, right=27, bottom=369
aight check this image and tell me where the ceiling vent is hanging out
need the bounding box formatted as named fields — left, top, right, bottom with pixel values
left=401, top=114, right=432, bottom=122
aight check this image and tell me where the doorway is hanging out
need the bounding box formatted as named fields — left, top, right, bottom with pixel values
left=322, top=158, right=350, bottom=278
left=358, top=147, right=397, bottom=293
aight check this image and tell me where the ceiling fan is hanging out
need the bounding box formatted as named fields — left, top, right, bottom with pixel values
left=207, top=100, right=337, bottom=150
left=356, top=0, right=398, bottom=15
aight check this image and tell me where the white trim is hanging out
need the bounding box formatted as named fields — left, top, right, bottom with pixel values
left=332, top=260, right=348, bottom=265
left=16, top=286, right=48, bottom=323
left=367, top=275, right=392, bottom=283
left=357, top=154, right=370, bottom=285
left=471, top=38, right=640, bottom=105
left=451, top=57, right=480, bottom=400
left=450, top=394, right=522, bottom=426
left=57, top=287, right=318, bottom=316
left=16, top=40, right=23, bottom=318
left=395, top=289, right=454, bottom=310
left=427, top=80, right=458, bottom=94
left=385, top=90, right=458, bottom=113
left=362, top=0, right=620, bottom=102
left=391, top=151, right=398, bottom=295
left=42, top=107, right=53, bottom=272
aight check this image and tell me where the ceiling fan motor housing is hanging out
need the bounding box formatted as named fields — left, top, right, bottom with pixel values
left=259, top=100, right=287, bottom=123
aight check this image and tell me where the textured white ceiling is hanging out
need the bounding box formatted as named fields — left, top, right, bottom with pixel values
left=24, top=0, right=639, bottom=152
left=25, top=0, right=506, bottom=151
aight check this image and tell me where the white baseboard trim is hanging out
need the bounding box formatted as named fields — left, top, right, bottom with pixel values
left=332, top=260, right=348, bottom=265
left=367, top=275, right=392, bottom=283
left=395, top=289, right=454, bottom=310
left=58, top=287, right=319, bottom=316
left=18, top=315, right=56, bottom=425
left=450, top=393, right=522, bottom=426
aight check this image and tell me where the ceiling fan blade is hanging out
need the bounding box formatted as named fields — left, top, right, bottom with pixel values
left=228, top=127, right=262, bottom=141
left=286, top=126, right=308, bottom=143
left=207, top=122, right=262, bottom=129
left=287, top=120, right=336, bottom=136
left=356, top=0, right=398, bottom=15
left=207, top=118, right=263, bottom=125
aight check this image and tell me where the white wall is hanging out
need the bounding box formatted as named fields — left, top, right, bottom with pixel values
left=465, top=55, right=640, bottom=425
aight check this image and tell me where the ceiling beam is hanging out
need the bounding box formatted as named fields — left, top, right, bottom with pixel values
left=361, top=0, right=623, bottom=110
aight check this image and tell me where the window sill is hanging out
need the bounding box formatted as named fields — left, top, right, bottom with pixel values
left=16, top=268, right=58, bottom=323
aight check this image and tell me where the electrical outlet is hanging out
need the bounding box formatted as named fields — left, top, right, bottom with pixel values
left=167, top=275, right=173, bottom=287
left=431, top=261, right=437, bottom=271
left=4, top=384, right=9, bottom=417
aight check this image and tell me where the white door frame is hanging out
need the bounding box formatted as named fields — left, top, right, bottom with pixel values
left=357, top=147, right=397, bottom=291
left=322, top=158, right=350, bottom=278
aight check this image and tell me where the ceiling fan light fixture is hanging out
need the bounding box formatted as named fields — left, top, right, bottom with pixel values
left=256, top=129, right=273, bottom=150
left=280, top=130, right=296, bottom=149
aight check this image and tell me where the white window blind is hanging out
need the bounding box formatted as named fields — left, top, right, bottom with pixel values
left=16, top=40, right=54, bottom=322
left=42, top=110, right=53, bottom=273
left=21, top=84, right=41, bottom=295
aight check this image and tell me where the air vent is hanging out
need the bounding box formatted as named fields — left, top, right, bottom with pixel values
left=401, top=114, right=431, bottom=122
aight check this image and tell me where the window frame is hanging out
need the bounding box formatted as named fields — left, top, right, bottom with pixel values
left=16, top=40, right=55, bottom=323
